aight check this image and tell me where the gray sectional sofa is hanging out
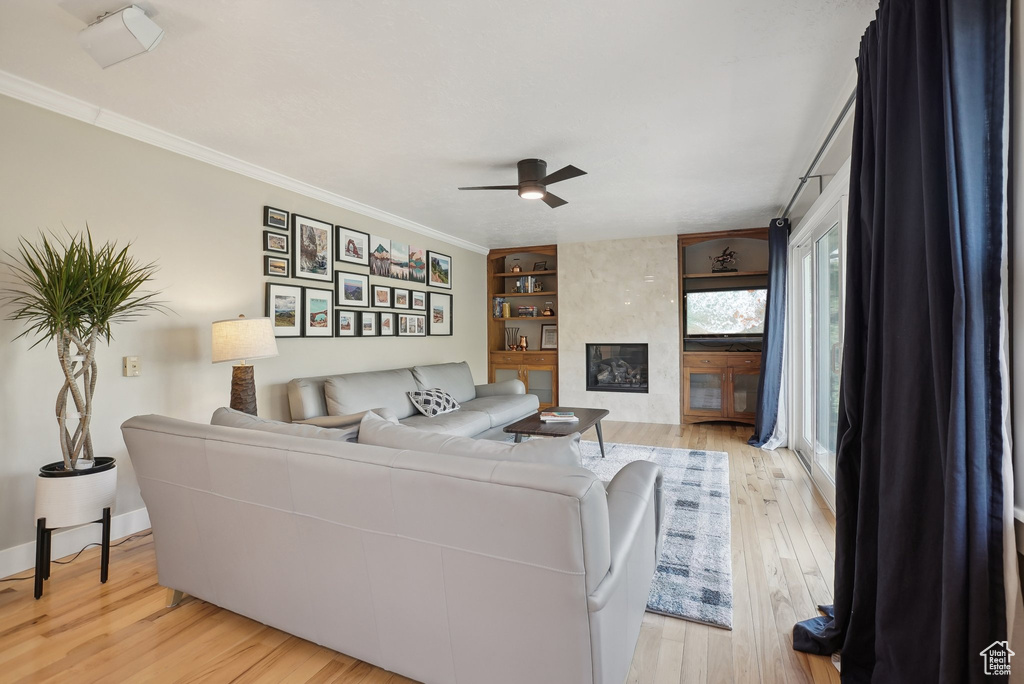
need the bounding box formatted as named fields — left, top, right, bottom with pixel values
left=287, top=361, right=539, bottom=440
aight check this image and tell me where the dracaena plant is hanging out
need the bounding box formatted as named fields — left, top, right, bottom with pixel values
left=3, top=230, right=165, bottom=470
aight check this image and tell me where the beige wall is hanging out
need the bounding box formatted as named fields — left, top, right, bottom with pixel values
left=557, top=236, right=680, bottom=423
left=0, top=94, right=486, bottom=553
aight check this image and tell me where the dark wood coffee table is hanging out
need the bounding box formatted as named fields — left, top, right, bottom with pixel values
left=503, top=407, right=610, bottom=458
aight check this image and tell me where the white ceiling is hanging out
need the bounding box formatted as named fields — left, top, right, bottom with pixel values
left=0, top=1, right=875, bottom=248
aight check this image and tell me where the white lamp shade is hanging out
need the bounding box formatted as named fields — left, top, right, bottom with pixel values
left=211, top=317, right=279, bottom=364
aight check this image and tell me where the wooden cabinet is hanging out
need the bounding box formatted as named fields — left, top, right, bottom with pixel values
left=489, top=354, right=558, bottom=410
left=682, top=353, right=761, bottom=425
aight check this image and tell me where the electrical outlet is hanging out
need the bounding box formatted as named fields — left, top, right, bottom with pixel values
left=123, top=356, right=140, bottom=377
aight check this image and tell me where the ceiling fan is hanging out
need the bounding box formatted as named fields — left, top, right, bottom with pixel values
left=458, top=159, right=587, bottom=208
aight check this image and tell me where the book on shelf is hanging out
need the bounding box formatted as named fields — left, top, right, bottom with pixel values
left=492, top=297, right=505, bottom=318
left=540, top=411, right=577, bottom=423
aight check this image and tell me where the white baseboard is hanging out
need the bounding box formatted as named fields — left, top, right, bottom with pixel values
left=0, top=507, right=151, bottom=580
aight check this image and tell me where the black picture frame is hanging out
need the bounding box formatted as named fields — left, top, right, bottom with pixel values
left=335, top=310, right=358, bottom=337
left=265, top=283, right=302, bottom=338
left=302, top=287, right=334, bottom=337
left=335, top=271, right=369, bottom=308
left=292, top=214, right=334, bottom=282
left=264, top=206, right=288, bottom=230
left=411, top=290, right=426, bottom=311
left=359, top=311, right=379, bottom=336
left=264, top=255, right=290, bottom=278
left=398, top=313, right=426, bottom=336
left=264, top=230, right=289, bottom=253
left=372, top=284, right=392, bottom=308
left=393, top=287, right=411, bottom=309
left=336, top=225, right=371, bottom=266
left=379, top=312, right=396, bottom=336
left=533, top=260, right=548, bottom=271
left=428, top=292, right=453, bottom=336
left=427, top=250, right=452, bottom=289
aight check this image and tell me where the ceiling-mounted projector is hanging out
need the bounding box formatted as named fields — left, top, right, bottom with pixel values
left=78, top=5, right=164, bottom=68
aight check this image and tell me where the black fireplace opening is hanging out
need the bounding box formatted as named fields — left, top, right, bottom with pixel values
left=586, top=343, right=649, bottom=393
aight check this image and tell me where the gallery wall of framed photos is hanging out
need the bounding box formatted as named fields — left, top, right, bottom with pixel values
left=261, top=206, right=454, bottom=338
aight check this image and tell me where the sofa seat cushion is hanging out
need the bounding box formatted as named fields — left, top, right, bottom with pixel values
left=459, top=394, right=540, bottom=428
left=324, top=368, right=419, bottom=420
left=399, top=410, right=491, bottom=437
left=411, top=362, right=477, bottom=404
left=212, top=407, right=357, bottom=442
left=359, top=411, right=582, bottom=466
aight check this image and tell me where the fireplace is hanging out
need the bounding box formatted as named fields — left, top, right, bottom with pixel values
left=586, top=343, right=649, bottom=393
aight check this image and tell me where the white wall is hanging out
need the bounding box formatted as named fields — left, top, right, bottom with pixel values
left=0, top=93, right=486, bottom=558
left=557, top=236, right=680, bottom=423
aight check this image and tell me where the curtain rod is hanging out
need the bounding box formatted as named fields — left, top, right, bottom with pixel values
left=781, top=89, right=857, bottom=219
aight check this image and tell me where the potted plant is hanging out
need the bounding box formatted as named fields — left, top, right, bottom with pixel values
left=3, top=230, right=164, bottom=530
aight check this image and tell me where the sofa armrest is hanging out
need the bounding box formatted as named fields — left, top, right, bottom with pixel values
left=474, top=379, right=526, bottom=397
left=587, top=460, right=663, bottom=612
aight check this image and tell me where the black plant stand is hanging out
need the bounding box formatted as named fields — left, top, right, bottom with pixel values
left=34, top=506, right=111, bottom=600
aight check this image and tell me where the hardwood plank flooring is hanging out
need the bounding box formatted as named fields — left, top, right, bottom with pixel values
left=0, top=422, right=838, bottom=683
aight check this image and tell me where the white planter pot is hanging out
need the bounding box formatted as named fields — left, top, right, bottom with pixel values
left=34, top=458, right=117, bottom=529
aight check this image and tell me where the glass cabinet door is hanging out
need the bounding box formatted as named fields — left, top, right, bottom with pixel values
left=730, top=369, right=760, bottom=417
left=493, top=366, right=522, bottom=385
left=525, top=367, right=554, bottom=406
left=685, top=369, right=725, bottom=415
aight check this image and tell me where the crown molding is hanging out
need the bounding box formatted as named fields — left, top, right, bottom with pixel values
left=0, top=70, right=489, bottom=255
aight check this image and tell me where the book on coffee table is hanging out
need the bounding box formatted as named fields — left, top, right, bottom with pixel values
left=540, top=411, right=578, bottom=422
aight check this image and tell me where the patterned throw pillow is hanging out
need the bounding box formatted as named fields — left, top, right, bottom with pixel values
left=407, top=388, right=461, bottom=417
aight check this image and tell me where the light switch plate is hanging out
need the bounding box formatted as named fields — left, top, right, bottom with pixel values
left=123, top=356, right=140, bottom=377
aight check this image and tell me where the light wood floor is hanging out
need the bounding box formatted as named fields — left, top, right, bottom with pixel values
left=0, top=422, right=839, bottom=683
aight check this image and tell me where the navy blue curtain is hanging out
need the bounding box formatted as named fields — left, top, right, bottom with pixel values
left=749, top=218, right=788, bottom=447
left=793, top=1, right=1010, bottom=683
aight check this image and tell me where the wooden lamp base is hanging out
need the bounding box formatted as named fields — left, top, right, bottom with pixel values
left=230, top=364, right=257, bottom=415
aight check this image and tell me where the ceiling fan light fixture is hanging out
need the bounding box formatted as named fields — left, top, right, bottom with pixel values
left=519, top=185, right=545, bottom=200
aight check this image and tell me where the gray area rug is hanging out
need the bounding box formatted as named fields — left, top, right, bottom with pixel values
left=580, top=440, right=733, bottom=630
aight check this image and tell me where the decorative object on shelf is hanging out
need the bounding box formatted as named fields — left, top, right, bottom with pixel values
left=398, top=313, right=426, bottom=336
left=3, top=230, right=166, bottom=598
left=709, top=246, right=738, bottom=273
left=360, top=311, right=378, bottom=336
left=302, top=287, right=334, bottom=336
left=428, top=250, right=452, bottom=289
left=541, top=324, right=557, bottom=349
left=335, top=271, right=369, bottom=308
left=535, top=280, right=544, bottom=292
left=390, top=241, right=410, bottom=281
left=266, top=283, right=302, bottom=337
left=263, top=206, right=288, bottom=230
left=335, top=310, right=357, bottom=337
left=505, top=327, right=519, bottom=350
left=543, top=302, right=556, bottom=317
left=372, top=284, right=392, bottom=308
left=411, top=291, right=426, bottom=311
left=517, top=335, right=529, bottom=351
left=409, top=246, right=427, bottom=284
left=511, top=259, right=522, bottom=273
left=264, top=255, right=289, bottom=277
left=492, top=296, right=506, bottom=318
left=428, top=292, right=453, bottom=336
left=336, top=225, right=370, bottom=266
left=393, top=287, right=410, bottom=309
left=379, top=312, right=396, bottom=336
left=211, top=315, right=279, bottom=415
left=263, top=230, right=289, bottom=253
left=502, top=301, right=511, bottom=317
left=292, top=214, right=333, bottom=282
left=534, top=261, right=547, bottom=271
left=370, top=235, right=391, bottom=277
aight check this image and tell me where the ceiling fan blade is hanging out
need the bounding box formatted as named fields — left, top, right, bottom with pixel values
left=458, top=185, right=518, bottom=190
left=541, top=165, right=586, bottom=185
left=542, top=192, right=568, bottom=208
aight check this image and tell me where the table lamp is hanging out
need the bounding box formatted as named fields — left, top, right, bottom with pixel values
left=211, top=315, right=279, bottom=415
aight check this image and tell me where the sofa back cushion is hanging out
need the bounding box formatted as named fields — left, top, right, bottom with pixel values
left=325, top=368, right=420, bottom=419
left=211, top=407, right=357, bottom=442
left=358, top=411, right=582, bottom=467
left=411, top=362, right=477, bottom=404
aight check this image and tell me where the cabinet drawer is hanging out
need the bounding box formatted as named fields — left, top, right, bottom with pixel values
left=683, top=354, right=729, bottom=368
left=526, top=354, right=556, bottom=364
left=727, top=355, right=761, bottom=369
left=491, top=352, right=521, bottom=364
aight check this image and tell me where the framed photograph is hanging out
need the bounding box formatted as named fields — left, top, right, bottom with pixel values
left=372, top=284, right=392, bottom=308
left=292, top=214, right=333, bottom=282
left=265, top=283, right=302, bottom=337
left=398, top=313, right=426, bottom=337
left=264, top=206, right=288, bottom=230
left=335, top=310, right=358, bottom=337
left=541, top=324, right=557, bottom=349
left=428, top=292, right=453, bottom=336
left=393, top=287, right=410, bottom=309
left=335, top=271, right=369, bottom=308
left=379, top=312, right=396, bottom=336
left=360, top=311, right=379, bottom=336
left=264, top=255, right=290, bottom=278
left=427, top=250, right=452, bottom=289
left=337, top=225, right=370, bottom=266
left=370, top=235, right=391, bottom=277
left=264, top=231, right=289, bottom=253
left=390, top=242, right=409, bottom=281
left=303, top=287, right=334, bottom=337
left=411, top=290, right=426, bottom=311
left=409, top=246, right=427, bottom=284
left=533, top=261, right=548, bottom=271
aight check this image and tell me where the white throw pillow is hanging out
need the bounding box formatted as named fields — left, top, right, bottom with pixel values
left=407, top=388, right=461, bottom=417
